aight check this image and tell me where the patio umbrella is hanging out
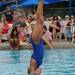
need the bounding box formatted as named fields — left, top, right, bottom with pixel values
left=0, top=2, right=4, bottom=6
left=22, top=0, right=49, bottom=12
left=22, top=0, right=49, bottom=5
left=45, top=0, right=62, bottom=4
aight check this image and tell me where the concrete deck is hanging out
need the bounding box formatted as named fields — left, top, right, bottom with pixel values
left=0, top=41, right=75, bottom=50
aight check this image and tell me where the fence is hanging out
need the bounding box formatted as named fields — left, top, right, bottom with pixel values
left=44, top=7, right=75, bottom=18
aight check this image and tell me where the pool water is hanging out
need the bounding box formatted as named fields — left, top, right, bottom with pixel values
left=0, top=49, right=75, bottom=75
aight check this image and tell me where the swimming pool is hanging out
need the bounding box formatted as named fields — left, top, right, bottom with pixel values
left=0, top=49, right=75, bottom=75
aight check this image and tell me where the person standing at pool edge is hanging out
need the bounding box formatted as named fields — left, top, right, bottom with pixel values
left=28, top=0, right=44, bottom=75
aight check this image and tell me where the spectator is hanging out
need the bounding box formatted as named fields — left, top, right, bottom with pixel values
left=43, top=26, right=53, bottom=49
left=25, top=19, right=32, bottom=37
left=0, top=22, right=3, bottom=46
left=66, top=22, right=72, bottom=41
left=71, top=15, right=75, bottom=25
left=0, top=31, right=2, bottom=46
left=19, top=24, right=27, bottom=45
left=70, top=15, right=75, bottom=37
left=49, top=16, right=61, bottom=40
left=9, top=27, right=20, bottom=50
left=72, top=32, right=75, bottom=43
left=4, top=7, right=14, bottom=23
left=13, top=11, right=18, bottom=21
left=2, top=20, right=9, bottom=34
left=59, top=15, right=70, bottom=40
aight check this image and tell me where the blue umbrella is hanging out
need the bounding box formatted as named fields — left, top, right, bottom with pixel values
left=21, top=0, right=64, bottom=5
left=9, top=5, right=20, bottom=9
left=22, top=0, right=49, bottom=5
left=9, top=4, right=30, bottom=9
left=45, top=0, right=62, bottom=4
left=0, top=0, right=16, bottom=7
left=0, top=2, right=4, bottom=6
left=4, top=0, right=16, bottom=4
left=19, top=0, right=28, bottom=3
left=21, top=0, right=49, bottom=12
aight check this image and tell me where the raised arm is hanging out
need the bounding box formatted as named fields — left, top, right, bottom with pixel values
left=32, top=0, right=44, bottom=43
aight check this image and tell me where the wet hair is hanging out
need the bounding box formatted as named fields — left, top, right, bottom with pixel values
left=10, top=27, right=19, bottom=38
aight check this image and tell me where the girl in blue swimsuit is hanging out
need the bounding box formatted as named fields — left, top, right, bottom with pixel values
left=28, top=0, right=44, bottom=75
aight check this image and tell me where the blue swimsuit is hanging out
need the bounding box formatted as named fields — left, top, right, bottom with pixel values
left=30, top=37, right=44, bottom=67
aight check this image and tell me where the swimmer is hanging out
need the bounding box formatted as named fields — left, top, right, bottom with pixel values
left=28, top=0, right=44, bottom=75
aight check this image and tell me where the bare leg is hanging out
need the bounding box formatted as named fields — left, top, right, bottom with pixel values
left=32, top=0, right=44, bottom=43
left=28, top=59, right=37, bottom=75
left=14, top=38, right=20, bottom=50
left=53, top=28, right=56, bottom=41
left=9, top=38, right=14, bottom=49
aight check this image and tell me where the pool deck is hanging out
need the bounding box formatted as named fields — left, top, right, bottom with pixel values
left=0, top=41, right=75, bottom=50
